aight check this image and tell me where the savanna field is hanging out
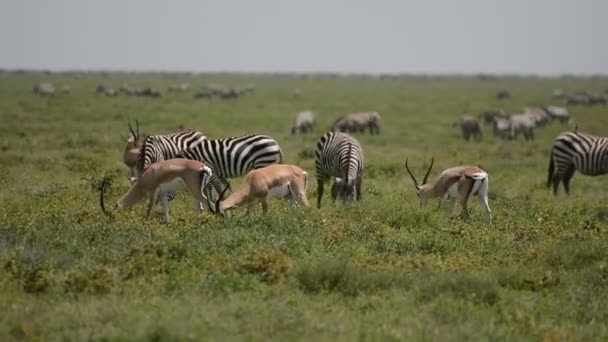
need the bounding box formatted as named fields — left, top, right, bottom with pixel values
left=1, top=72, right=608, bottom=340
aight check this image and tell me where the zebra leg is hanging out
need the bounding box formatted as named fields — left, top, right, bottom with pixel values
left=563, top=165, right=576, bottom=195
left=552, top=172, right=564, bottom=196
left=356, top=177, right=362, bottom=201
left=317, top=181, right=325, bottom=209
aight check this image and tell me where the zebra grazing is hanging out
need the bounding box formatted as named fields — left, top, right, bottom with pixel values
left=135, top=130, right=207, bottom=222
left=547, top=131, right=608, bottom=195
left=176, top=134, right=284, bottom=197
left=315, top=132, right=364, bottom=208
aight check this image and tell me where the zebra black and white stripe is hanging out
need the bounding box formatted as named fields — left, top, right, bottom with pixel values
left=314, top=132, right=364, bottom=208
left=547, top=130, right=608, bottom=195
left=136, top=130, right=207, bottom=174
left=177, top=134, right=284, bottom=194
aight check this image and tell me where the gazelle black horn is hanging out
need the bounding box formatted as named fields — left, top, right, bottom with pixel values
left=422, top=158, right=434, bottom=185
left=405, top=159, right=419, bottom=188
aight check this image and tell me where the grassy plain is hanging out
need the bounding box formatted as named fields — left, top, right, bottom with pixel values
left=0, top=71, right=608, bottom=340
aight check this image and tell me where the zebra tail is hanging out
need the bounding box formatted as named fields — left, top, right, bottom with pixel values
left=278, top=146, right=285, bottom=164
left=547, top=150, right=554, bottom=188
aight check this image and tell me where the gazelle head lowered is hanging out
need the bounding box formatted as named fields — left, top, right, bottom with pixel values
left=405, top=158, right=435, bottom=206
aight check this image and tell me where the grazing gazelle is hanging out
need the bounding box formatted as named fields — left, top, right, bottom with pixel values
left=405, top=159, right=492, bottom=224
left=99, top=159, right=214, bottom=223
left=206, top=164, right=310, bottom=218
left=122, top=120, right=141, bottom=177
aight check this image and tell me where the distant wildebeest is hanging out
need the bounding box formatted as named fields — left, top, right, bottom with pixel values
left=104, top=88, right=118, bottom=97
left=194, top=90, right=214, bottom=99
left=457, top=115, right=482, bottom=141
left=492, top=116, right=512, bottom=140
left=543, top=106, right=570, bottom=124
left=496, top=90, right=511, bottom=100
left=522, top=107, right=551, bottom=127
left=566, top=94, right=590, bottom=106
left=236, top=85, right=255, bottom=95
left=552, top=89, right=566, bottom=99
left=220, top=88, right=239, bottom=100
left=479, top=109, right=507, bottom=125
left=291, top=111, right=315, bottom=134
left=33, top=83, right=55, bottom=96
left=96, top=84, right=112, bottom=94
left=588, top=94, right=607, bottom=105
left=509, top=113, right=535, bottom=141
left=331, top=112, right=381, bottom=135
left=137, top=87, right=161, bottom=98
left=168, top=83, right=190, bottom=92
left=119, top=84, right=135, bottom=96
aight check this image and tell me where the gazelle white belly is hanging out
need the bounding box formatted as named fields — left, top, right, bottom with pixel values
left=445, top=172, right=488, bottom=199
left=267, top=183, right=290, bottom=199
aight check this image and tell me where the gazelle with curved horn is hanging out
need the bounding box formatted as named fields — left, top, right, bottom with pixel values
left=123, top=120, right=141, bottom=177
left=100, top=158, right=214, bottom=223
left=405, top=159, right=492, bottom=224
left=206, top=164, right=310, bottom=218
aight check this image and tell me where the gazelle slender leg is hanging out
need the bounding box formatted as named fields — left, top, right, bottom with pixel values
left=247, top=202, right=255, bottom=216
left=146, top=193, right=156, bottom=219
left=192, top=199, right=202, bottom=214
left=459, top=197, right=470, bottom=222
left=261, top=199, right=269, bottom=213
left=479, top=194, right=492, bottom=224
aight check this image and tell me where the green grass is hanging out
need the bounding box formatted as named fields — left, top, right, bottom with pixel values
left=1, top=71, right=608, bottom=340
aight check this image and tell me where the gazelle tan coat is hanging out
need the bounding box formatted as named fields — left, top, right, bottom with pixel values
left=406, top=159, right=492, bottom=224
left=100, top=159, right=213, bottom=222
left=208, top=164, right=310, bottom=218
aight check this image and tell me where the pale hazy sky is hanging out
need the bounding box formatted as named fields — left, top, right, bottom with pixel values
left=1, top=0, right=607, bottom=75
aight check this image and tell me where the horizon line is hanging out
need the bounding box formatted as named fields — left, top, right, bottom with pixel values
left=2, top=67, right=608, bottom=79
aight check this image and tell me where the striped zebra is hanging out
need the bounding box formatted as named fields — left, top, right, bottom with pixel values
left=547, top=130, right=608, bottom=195
left=176, top=134, right=284, bottom=198
left=315, top=132, right=364, bottom=208
left=134, top=130, right=207, bottom=221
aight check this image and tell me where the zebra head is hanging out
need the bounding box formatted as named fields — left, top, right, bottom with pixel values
left=405, top=158, right=434, bottom=207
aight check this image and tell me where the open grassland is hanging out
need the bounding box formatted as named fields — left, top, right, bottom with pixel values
left=1, top=72, right=608, bottom=340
